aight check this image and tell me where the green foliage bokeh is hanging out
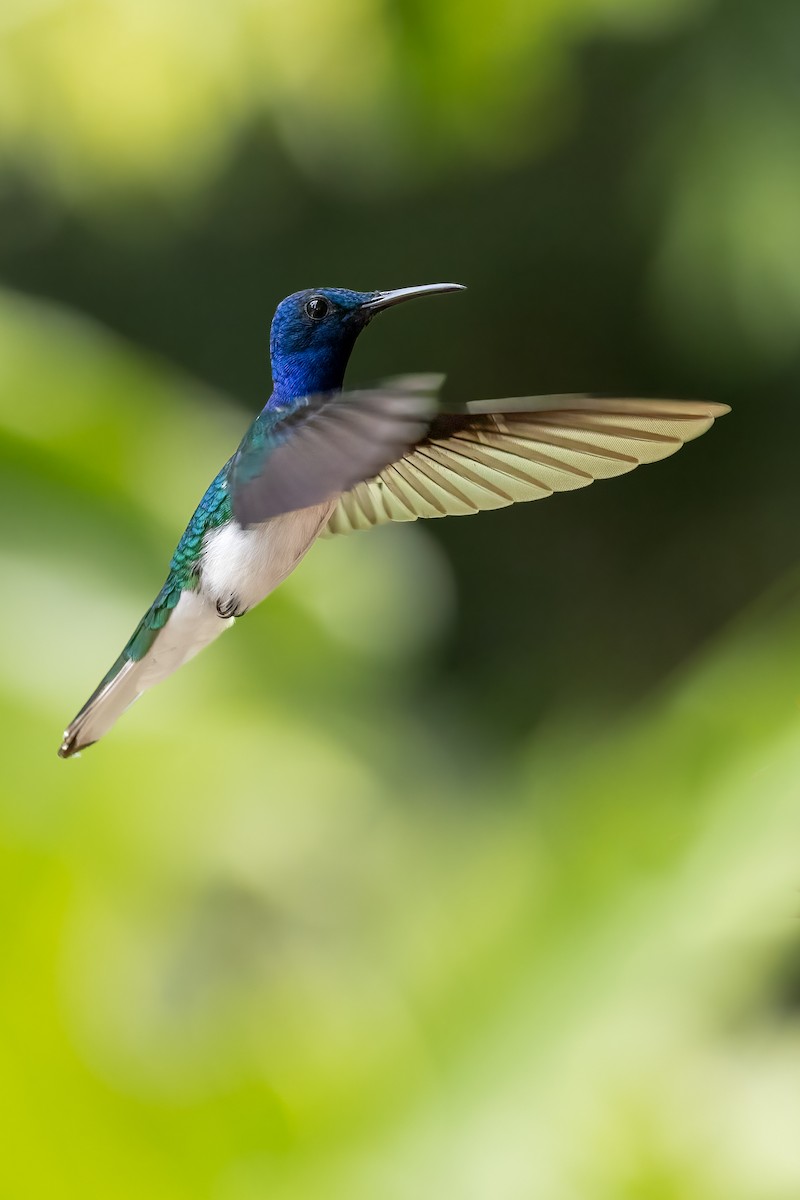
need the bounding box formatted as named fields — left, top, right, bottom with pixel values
left=2, top=1, right=800, bottom=1197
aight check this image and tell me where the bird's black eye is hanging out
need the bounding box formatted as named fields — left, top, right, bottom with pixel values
left=304, top=295, right=330, bottom=321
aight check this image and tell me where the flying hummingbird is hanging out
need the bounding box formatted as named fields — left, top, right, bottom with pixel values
left=59, top=283, right=728, bottom=758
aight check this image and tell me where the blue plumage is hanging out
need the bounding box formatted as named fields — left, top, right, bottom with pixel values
left=268, top=287, right=377, bottom=404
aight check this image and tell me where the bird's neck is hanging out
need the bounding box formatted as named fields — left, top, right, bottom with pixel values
left=267, top=345, right=354, bottom=410
left=267, top=333, right=362, bottom=412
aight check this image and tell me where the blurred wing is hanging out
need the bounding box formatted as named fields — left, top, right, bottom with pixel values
left=324, top=395, right=730, bottom=535
left=230, top=382, right=438, bottom=527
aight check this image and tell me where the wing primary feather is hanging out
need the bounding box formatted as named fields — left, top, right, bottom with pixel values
left=411, top=448, right=481, bottom=507
left=422, top=443, right=517, bottom=501
left=438, top=435, right=554, bottom=493
left=465, top=394, right=730, bottom=418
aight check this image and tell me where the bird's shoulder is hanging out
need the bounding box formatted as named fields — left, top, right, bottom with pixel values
left=231, top=399, right=308, bottom=483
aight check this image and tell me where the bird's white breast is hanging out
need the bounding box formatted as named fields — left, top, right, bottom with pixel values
left=200, top=501, right=334, bottom=611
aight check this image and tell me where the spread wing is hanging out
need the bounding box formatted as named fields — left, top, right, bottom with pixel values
left=230, top=381, right=438, bottom=527
left=324, top=395, right=730, bottom=535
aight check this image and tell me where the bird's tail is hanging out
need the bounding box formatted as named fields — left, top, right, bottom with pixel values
left=58, top=653, right=146, bottom=758
left=59, top=589, right=230, bottom=758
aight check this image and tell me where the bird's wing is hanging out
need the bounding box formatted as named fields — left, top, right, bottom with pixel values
left=324, top=395, right=730, bottom=535
left=230, top=380, right=439, bottom=527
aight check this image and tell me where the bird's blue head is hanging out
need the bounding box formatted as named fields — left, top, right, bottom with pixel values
left=268, top=283, right=465, bottom=404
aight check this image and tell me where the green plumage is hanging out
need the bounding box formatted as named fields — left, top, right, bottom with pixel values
left=100, top=463, right=233, bottom=688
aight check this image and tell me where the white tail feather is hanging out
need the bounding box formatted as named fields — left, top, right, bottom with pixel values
left=59, top=591, right=230, bottom=758
left=59, top=657, right=145, bottom=757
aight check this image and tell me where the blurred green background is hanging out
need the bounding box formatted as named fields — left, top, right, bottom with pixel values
left=3, top=0, right=800, bottom=1196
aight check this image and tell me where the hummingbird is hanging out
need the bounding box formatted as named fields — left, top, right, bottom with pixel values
left=59, top=283, right=729, bottom=758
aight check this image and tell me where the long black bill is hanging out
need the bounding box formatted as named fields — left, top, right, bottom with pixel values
left=362, top=283, right=466, bottom=313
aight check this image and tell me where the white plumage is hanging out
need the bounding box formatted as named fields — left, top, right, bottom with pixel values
left=60, top=502, right=334, bottom=756
left=200, top=501, right=334, bottom=613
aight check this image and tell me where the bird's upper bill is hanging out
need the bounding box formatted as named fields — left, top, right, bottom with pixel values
left=362, top=283, right=466, bottom=312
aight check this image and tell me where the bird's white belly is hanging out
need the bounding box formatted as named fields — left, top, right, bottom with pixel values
left=200, top=501, right=334, bottom=612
